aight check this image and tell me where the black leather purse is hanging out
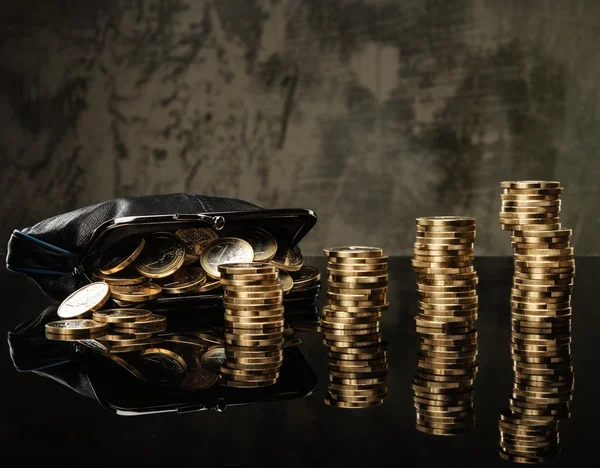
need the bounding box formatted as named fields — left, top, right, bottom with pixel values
left=6, top=193, right=319, bottom=414
left=5, top=192, right=317, bottom=301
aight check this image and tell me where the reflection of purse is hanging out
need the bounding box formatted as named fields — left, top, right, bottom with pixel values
left=8, top=305, right=319, bottom=414
left=5, top=193, right=317, bottom=301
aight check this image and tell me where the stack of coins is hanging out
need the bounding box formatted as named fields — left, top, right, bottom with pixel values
left=218, top=263, right=285, bottom=388
left=411, top=216, right=478, bottom=435
left=322, top=246, right=389, bottom=408
left=92, top=229, right=318, bottom=306
left=498, top=181, right=575, bottom=463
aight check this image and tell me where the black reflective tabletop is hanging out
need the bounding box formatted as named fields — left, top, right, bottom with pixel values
left=1, top=257, right=597, bottom=466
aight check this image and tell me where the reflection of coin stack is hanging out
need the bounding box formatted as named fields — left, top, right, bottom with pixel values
left=218, top=263, right=285, bottom=388
left=411, top=217, right=478, bottom=435
left=497, top=181, right=574, bottom=464
left=322, top=247, right=389, bottom=408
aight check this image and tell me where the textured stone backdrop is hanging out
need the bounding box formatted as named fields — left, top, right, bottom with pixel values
left=1, top=0, right=599, bottom=256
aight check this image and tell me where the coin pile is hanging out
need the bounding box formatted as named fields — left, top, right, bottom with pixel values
left=411, top=216, right=478, bottom=435
left=218, top=263, right=286, bottom=388
left=497, top=181, right=575, bottom=463
left=91, top=227, right=319, bottom=306
left=322, top=246, right=389, bottom=408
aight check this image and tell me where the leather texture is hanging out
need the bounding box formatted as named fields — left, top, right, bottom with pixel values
left=5, top=193, right=271, bottom=300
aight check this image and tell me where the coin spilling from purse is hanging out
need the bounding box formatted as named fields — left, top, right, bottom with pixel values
left=44, top=278, right=305, bottom=389
left=90, top=226, right=320, bottom=307
left=43, top=225, right=320, bottom=389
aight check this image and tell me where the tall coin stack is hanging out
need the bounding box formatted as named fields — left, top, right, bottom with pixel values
left=411, top=217, right=478, bottom=435
left=218, top=263, right=285, bottom=388
left=322, top=246, right=389, bottom=409
left=497, top=181, right=575, bottom=464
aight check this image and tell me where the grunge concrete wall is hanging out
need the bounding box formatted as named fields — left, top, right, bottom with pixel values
left=1, top=0, right=599, bottom=256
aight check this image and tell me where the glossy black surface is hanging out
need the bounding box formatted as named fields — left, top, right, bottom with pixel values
left=2, top=257, right=597, bottom=466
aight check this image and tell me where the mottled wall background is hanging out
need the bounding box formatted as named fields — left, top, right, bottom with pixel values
left=1, top=0, right=599, bottom=256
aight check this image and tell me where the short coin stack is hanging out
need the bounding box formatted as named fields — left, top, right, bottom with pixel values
left=44, top=282, right=168, bottom=353
left=218, top=263, right=285, bottom=388
left=411, top=216, right=478, bottom=435
left=498, top=181, right=575, bottom=464
left=322, top=246, right=389, bottom=408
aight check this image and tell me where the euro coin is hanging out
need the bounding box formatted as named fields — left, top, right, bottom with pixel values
left=200, top=237, right=254, bottom=279
left=58, top=282, right=111, bottom=319
left=110, top=282, right=162, bottom=302
left=92, top=308, right=152, bottom=323
left=174, top=227, right=218, bottom=257
left=155, top=266, right=207, bottom=294
left=92, top=268, right=146, bottom=285
left=270, top=245, right=303, bottom=271
left=135, top=232, right=185, bottom=278
left=228, top=226, right=278, bottom=262
left=98, top=236, right=146, bottom=275
left=45, top=319, right=108, bottom=335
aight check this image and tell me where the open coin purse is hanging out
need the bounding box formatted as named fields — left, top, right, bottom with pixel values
left=5, top=193, right=317, bottom=302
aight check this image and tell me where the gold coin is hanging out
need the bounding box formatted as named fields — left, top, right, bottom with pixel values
left=174, top=227, right=218, bottom=257
left=414, top=237, right=474, bottom=246
left=221, top=379, right=278, bottom=388
left=102, top=335, right=162, bottom=346
left=412, top=260, right=472, bottom=269
left=512, top=229, right=571, bottom=237
left=502, top=200, right=561, bottom=207
left=200, top=346, right=227, bottom=372
left=327, top=274, right=388, bottom=283
left=45, top=319, right=108, bottom=335
left=46, top=331, right=107, bottom=342
left=196, top=277, right=222, bottom=293
left=109, top=342, right=158, bottom=353
left=511, top=236, right=569, bottom=245
left=200, top=237, right=255, bottom=279
left=140, top=347, right=187, bottom=375
left=418, top=284, right=476, bottom=292
left=326, top=262, right=386, bottom=272
left=502, top=206, right=560, bottom=214
left=270, top=245, right=303, bottom=271
left=92, top=268, right=146, bottom=286
left=155, top=266, right=207, bottom=294
left=113, top=314, right=167, bottom=330
left=416, top=217, right=475, bottom=227
left=92, top=308, right=152, bottom=323
left=110, top=282, right=162, bottom=302
left=77, top=339, right=112, bottom=352
left=289, top=265, right=321, bottom=288
left=223, top=296, right=282, bottom=306
left=224, top=290, right=283, bottom=299
left=278, top=270, right=294, bottom=293
left=99, top=353, right=147, bottom=382
left=500, top=181, right=562, bottom=189
left=327, top=256, right=388, bottom=265
left=57, top=282, right=111, bottom=319
left=98, top=236, right=145, bottom=275
left=501, top=193, right=560, bottom=200
left=221, top=373, right=280, bottom=382
left=228, top=227, right=278, bottom=262
left=135, top=232, right=186, bottom=278
left=415, top=230, right=476, bottom=239
left=411, top=266, right=475, bottom=275
left=501, top=223, right=562, bottom=231
left=218, top=263, right=277, bottom=275
left=325, top=304, right=389, bottom=313
left=324, top=246, right=384, bottom=258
